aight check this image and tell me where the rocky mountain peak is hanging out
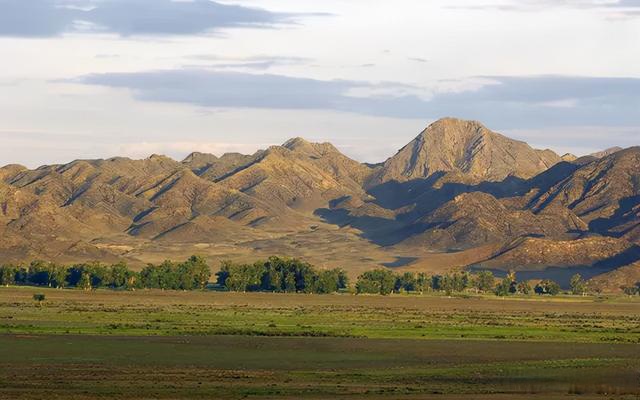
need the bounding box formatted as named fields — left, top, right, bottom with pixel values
left=282, top=137, right=313, bottom=150
left=369, top=117, right=561, bottom=185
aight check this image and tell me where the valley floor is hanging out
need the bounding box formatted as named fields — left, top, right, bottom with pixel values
left=1, top=287, right=639, bottom=399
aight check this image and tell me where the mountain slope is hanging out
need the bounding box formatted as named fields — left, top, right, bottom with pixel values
left=400, top=192, right=585, bottom=250
left=369, top=118, right=561, bottom=186
left=0, top=117, right=637, bottom=291
left=531, top=147, right=640, bottom=235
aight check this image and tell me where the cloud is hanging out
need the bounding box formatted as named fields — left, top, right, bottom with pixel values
left=76, top=70, right=640, bottom=130
left=505, top=126, right=640, bottom=154
left=448, top=0, right=640, bottom=16
left=184, top=55, right=312, bottom=70
left=425, top=75, right=640, bottom=128
left=0, top=0, right=311, bottom=37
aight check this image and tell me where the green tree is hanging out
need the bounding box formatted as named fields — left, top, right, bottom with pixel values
left=27, top=260, right=51, bottom=286
left=0, top=265, right=17, bottom=286
left=176, top=262, right=196, bottom=291
left=450, top=272, right=470, bottom=293
left=14, top=267, right=28, bottom=284
left=86, top=262, right=110, bottom=288
left=431, top=275, right=443, bottom=291
left=474, top=271, right=495, bottom=293
left=396, top=272, right=417, bottom=292
left=441, top=274, right=454, bottom=295
left=459, top=272, right=471, bottom=291
left=78, top=272, right=92, bottom=291
left=495, top=271, right=517, bottom=296
left=516, top=281, right=531, bottom=295
left=535, top=279, right=561, bottom=295
left=416, top=273, right=429, bottom=294
left=216, top=260, right=233, bottom=288
left=49, top=264, right=67, bottom=289
left=570, top=274, right=587, bottom=296
left=336, top=269, right=349, bottom=290
left=110, top=262, right=130, bottom=289
left=547, top=280, right=561, bottom=295
left=219, top=261, right=263, bottom=292
left=356, top=269, right=397, bottom=295
left=185, top=255, right=211, bottom=290
left=314, top=269, right=341, bottom=294
left=495, top=278, right=512, bottom=296
left=261, top=258, right=285, bottom=292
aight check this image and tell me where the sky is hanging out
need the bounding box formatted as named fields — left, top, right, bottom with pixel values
left=1, top=0, right=639, bottom=167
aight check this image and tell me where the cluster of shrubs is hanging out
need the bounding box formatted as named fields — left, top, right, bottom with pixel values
left=0, top=256, right=210, bottom=291
left=216, top=257, right=349, bottom=294
left=355, top=269, right=582, bottom=296
left=622, top=282, right=640, bottom=296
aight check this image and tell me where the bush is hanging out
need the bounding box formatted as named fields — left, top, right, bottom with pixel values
left=621, top=282, right=640, bottom=296
left=474, top=271, right=495, bottom=293
left=33, top=293, right=46, bottom=304
left=0, top=265, right=17, bottom=286
left=356, top=269, right=396, bottom=295
left=535, top=279, right=561, bottom=295
left=570, top=274, right=587, bottom=295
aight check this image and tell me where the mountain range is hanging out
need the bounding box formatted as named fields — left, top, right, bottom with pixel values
left=1, top=118, right=638, bottom=290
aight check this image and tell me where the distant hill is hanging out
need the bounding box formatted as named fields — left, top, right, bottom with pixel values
left=1, top=118, right=638, bottom=290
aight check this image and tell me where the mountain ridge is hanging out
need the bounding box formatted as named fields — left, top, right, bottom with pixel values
left=1, top=117, right=638, bottom=289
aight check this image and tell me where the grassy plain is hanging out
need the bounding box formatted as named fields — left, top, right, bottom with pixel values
left=1, top=287, right=639, bottom=399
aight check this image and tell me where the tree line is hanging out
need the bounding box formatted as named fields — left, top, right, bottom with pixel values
left=354, top=269, right=589, bottom=296
left=216, top=257, right=349, bottom=294
left=0, top=256, right=210, bottom=291
left=2, top=255, right=634, bottom=297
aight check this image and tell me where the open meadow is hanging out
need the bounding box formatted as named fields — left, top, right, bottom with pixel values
left=1, top=287, right=640, bottom=399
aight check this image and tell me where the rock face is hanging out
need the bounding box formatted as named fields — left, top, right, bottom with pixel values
left=0, top=117, right=638, bottom=290
left=476, top=236, right=635, bottom=271
left=402, top=192, right=585, bottom=250
left=369, top=118, right=561, bottom=186
left=531, top=147, right=640, bottom=227
left=588, top=262, right=640, bottom=293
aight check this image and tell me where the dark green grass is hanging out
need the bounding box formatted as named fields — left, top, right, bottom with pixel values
left=1, top=335, right=639, bottom=399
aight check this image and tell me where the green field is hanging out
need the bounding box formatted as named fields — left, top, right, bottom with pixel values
left=1, top=287, right=640, bottom=399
